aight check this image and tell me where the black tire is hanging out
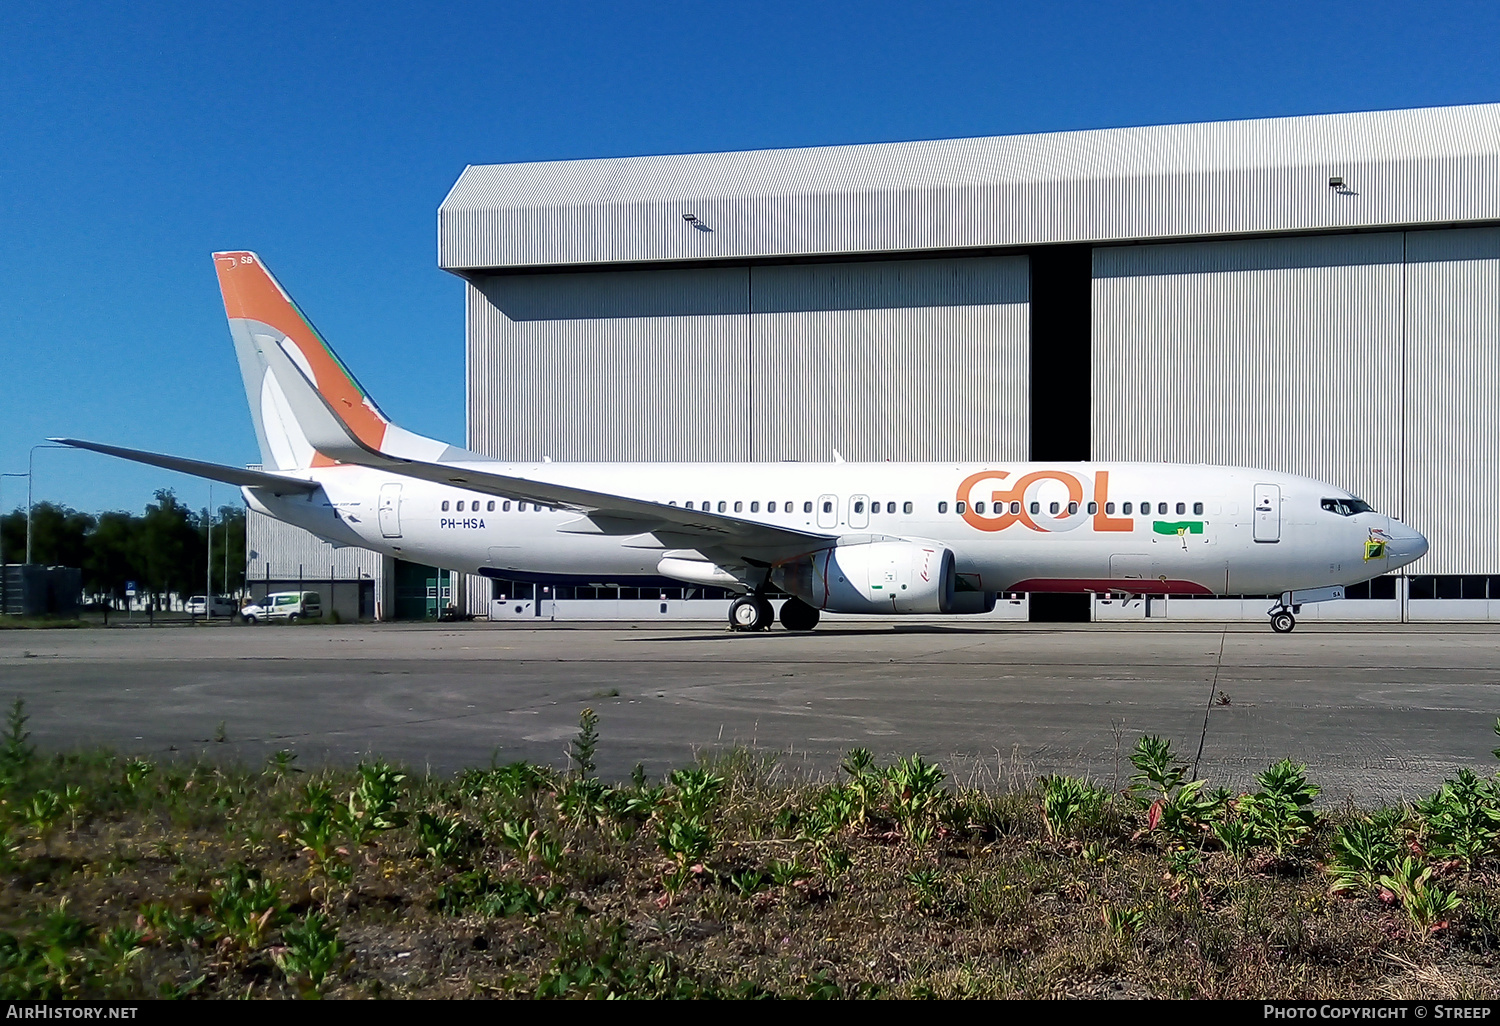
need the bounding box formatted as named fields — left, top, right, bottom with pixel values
left=779, top=597, right=821, bottom=632
left=728, top=596, right=767, bottom=632
left=287, top=613, right=299, bottom=624
left=753, top=596, right=775, bottom=631
left=243, top=615, right=257, bottom=625
left=1270, top=611, right=1295, bottom=633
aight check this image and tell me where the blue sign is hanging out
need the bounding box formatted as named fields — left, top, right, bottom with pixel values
left=125, top=581, right=137, bottom=597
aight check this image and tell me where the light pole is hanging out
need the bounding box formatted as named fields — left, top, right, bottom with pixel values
left=26, top=444, right=71, bottom=566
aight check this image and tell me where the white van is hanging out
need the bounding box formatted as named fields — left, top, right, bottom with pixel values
left=240, top=592, right=322, bottom=624
left=187, top=595, right=237, bottom=617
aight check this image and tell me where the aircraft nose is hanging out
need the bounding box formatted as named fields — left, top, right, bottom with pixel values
left=1384, top=518, right=1428, bottom=568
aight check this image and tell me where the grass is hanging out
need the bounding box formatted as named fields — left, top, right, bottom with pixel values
left=1, top=703, right=1499, bottom=999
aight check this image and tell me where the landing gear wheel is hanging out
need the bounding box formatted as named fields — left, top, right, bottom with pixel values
left=779, top=597, right=821, bottom=632
left=753, top=596, right=774, bottom=629
left=729, top=596, right=770, bottom=632
left=1270, top=609, right=1296, bottom=633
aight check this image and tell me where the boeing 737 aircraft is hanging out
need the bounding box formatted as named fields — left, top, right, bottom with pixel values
left=56, top=252, right=1428, bottom=633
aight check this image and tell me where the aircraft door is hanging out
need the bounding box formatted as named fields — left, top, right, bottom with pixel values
left=378, top=483, right=402, bottom=538
left=817, top=494, right=839, bottom=530
left=1253, top=484, right=1281, bottom=543
left=849, top=494, right=870, bottom=530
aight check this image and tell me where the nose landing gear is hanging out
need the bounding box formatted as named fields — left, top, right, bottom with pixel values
left=1269, top=607, right=1296, bottom=633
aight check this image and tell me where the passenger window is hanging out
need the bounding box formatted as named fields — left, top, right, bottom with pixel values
left=870, top=502, right=879, bottom=514
left=441, top=500, right=450, bottom=512
left=1049, top=502, right=1060, bottom=515
left=503, top=501, right=511, bottom=511
left=822, top=501, right=832, bottom=513
left=487, top=501, right=495, bottom=512
left=1030, top=502, right=1040, bottom=514
left=750, top=501, right=759, bottom=512
left=1087, top=502, right=1097, bottom=514
left=1176, top=502, right=1185, bottom=515
left=1010, top=501, right=1020, bottom=514
left=1193, top=502, right=1203, bottom=515
left=718, top=501, right=727, bottom=513
left=786, top=500, right=793, bottom=512
left=518, top=502, right=527, bottom=512
left=767, top=502, right=776, bottom=513
left=1158, top=503, right=1168, bottom=515
left=803, top=501, right=813, bottom=514
left=974, top=502, right=985, bottom=514
left=684, top=501, right=694, bottom=510
left=457, top=501, right=466, bottom=512
left=854, top=501, right=865, bottom=514
left=668, top=500, right=677, bottom=506
left=956, top=501, right=966, bottom=514
left=703, top=500, right=711, bottom=511
left=903, top=501, right=913, bottom=514
left=734, top=501, right=743, bottom=513
left=1106, top=502, right=1115, bottom=514
left=1122, top=502, right=1132, bottom=514
left=937, top=501, right=948, bottom=514
left=886, top=502, right=896, bottom=514
left=1068, top=502, right=1079, bottom=515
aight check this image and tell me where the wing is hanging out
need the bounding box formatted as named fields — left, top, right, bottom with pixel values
left=49, top=438, right=320, bottom=495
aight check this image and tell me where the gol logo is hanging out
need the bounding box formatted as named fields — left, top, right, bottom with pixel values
left=956, top=470, right=1134, bottom=534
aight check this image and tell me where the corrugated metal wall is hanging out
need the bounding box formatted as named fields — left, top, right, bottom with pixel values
left=1092, top=234, right=1406, bottom=520
left=749, top=258, right=1029, bottom=461
left=468, top=257, right=1030, bottom=464
left=1404, top=228, right=1500, bottom=575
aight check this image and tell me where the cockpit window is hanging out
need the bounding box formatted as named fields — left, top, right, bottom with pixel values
left=1321, top=497, right=1376, bottom=517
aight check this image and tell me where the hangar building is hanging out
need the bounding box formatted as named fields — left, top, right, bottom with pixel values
left=255, top=102, right=1500, bottom=622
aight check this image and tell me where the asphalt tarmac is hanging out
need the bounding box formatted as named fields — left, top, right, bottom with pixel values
left=3, top=620, right=1498, bottom=802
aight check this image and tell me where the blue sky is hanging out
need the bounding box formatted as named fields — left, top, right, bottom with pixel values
left=3, top=1, right=1497, bottom=515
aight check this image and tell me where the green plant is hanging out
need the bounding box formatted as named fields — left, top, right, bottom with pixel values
left=433, top=871, right=566, bottom=918
left=1242, top=759, right=1320, bottom=857
left=571, top=707, right=600, bottom=779
left=1040, top=775, right=1108, bottom=840
left=265, top=750, right=301, bottom=779
left=904, top=866, right=946, bottom=908
left=208, top=864, right=284, bottom=950
left=0, top=902, right=94, bottom=998
left=273, top=911, right=346, bottom=997
left=1213, top=818, right=1256, bottom=859
left=1102, top=904, right=1145, bottom=939
left=766, top=857, right=808, bottom=887
left=668, top=768, right=724, bottom=819
left=656, top=813, right=713, bottom=868
left=1415, top=769, right=1500, bottom=869
left=817, top=843, right=853, bottom=878
left=414, top=811, right=475, bottom=866
left=1328, top=816, right=1401, bottom=893
left=1378, top=856, right=1462, bottom=936
left=1128, top=735, right=1189, bottom=806
left=885, top=754, right=946, bottom=838
left=0, top=697, right=35, bottom=783
left=340, top=760, right=407, bottom=844
left=122, top=759, right=154, bottom=797
left=729, top=869, right=766, bottom=897
left=23, top=790, right=64, bottom=849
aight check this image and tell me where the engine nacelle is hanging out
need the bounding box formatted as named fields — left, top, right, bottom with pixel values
left=773, top=541, right=959, bottom=614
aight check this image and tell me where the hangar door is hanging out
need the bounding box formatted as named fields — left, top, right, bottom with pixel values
left=750, top=257, right=1030, bottom=463
left=1091, top=234, right=1405, bottom=520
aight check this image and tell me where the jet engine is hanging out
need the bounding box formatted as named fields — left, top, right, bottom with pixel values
left=773, top=541, right=965, bottom=614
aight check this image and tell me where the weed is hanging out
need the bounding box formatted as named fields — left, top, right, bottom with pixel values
left=340, top=761, right=407, bottom=844
left=571, top=707, right=600, bottom=779
left=1039, top=775, right=1108, bottom=840
left=886, top=754, right=946, bottom=836
left=766, top=857, right=809, bottom=887
left=1102, top=904, right=1145, bottom=939
left=729, top=869, right=766, bottom=897
left=1415, top=769, right=1500, bottom=869
left=265, top=750, right=301, bottom=779
left=273, top=911, right=346, bottom=997
left=817, top=843, right=853, bottom=879
left=1328, top=816, right=1401, bottom=894
left=1128, top=735, right=1189, bottom=806
left=213, top=721, right=227, bottom=744
left=208, top=864, right=284, bottom=951
left=0, top=697, right=35, bottom=783
left=1378, top=857, right=1462, bottom=937
left=434, top=872, right=567, bottom=918
left=1242, top=759, right=1320, bottom=858
left=414, top=811, right=476, bottom=866
left=0, top=902, right=94, bottom=998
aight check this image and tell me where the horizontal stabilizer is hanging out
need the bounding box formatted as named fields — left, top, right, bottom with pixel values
left=49, top=438, right=319, bottom=495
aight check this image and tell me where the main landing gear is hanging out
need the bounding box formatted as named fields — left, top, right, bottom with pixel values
left=727, top=595, right=822, bottom=632
left=1269, top=606, right=1297, bottom=633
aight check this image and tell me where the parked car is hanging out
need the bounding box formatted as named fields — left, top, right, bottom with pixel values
left=186, top=595, right=237, bottom=617
left=239, top=591, right=322, bottom=623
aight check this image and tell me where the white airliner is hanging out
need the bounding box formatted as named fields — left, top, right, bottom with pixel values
left=57, top=252, right=1428, bottom=633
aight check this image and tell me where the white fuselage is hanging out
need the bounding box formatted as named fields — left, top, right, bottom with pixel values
left=244, top=460, right=1427, bottom=600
